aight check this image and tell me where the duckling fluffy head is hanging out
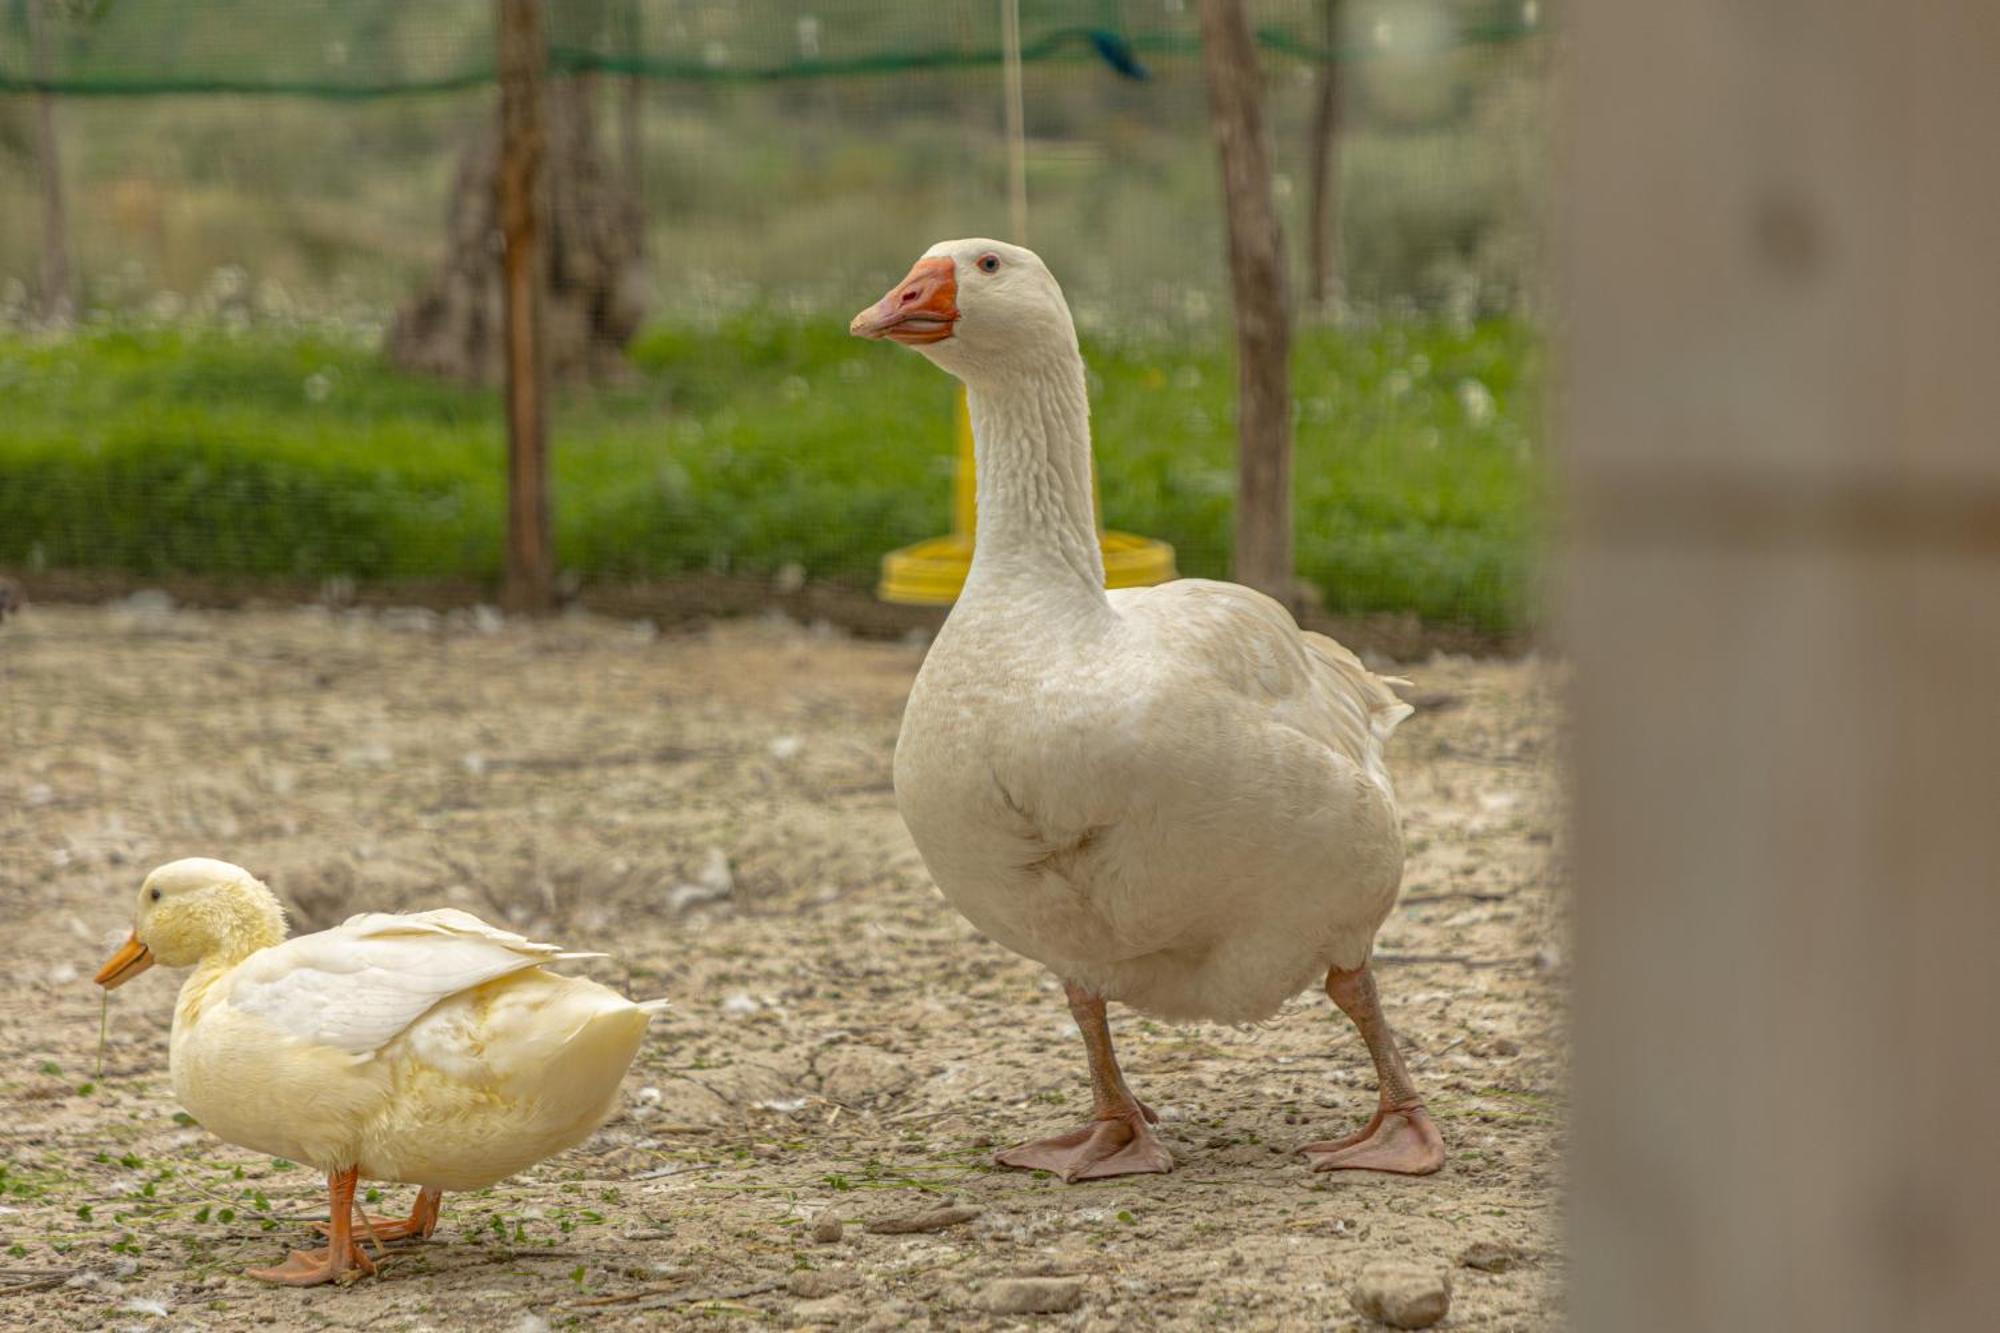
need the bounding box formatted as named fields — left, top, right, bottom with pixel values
left=97, top=858, right=289, bottom=987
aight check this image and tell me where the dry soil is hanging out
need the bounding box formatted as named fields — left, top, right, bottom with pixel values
left=0, top=602, right=1567, bottom=1330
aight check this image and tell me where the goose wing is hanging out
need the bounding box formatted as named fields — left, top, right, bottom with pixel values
left=1110, top=578, right=1413, bottom=784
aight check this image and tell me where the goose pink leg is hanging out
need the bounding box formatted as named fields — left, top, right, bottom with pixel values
left=995, top=983, right=1173, bottom=1182
left=1302, top=961, right=1446, bottom=1175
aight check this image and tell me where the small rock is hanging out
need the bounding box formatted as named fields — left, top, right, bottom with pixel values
left=754, top=1097, right=809, bottom=1115
left=116, top=589, right=174, bottom=617
left=982, top=1277, right=1084, bottom=1315
left=864, top=1204, right=981, bottom=1235
left=380, top=606, right=438, bottom=634
left=861, top=1301, right=918, bottom=1331
left=1459, top=1240, right=1523, bottom=1273
left=793, top=1295, right=861, bottom=1325
left=820, top=1045, right=915, bottom=1104
left=669, top=847, right=735, bottom=913
left=1350, top=1260, right=1451, bottom=1329
left=508, top=1315, right=552, bottom=1333
left=810, top=1214, right=844, bottom=1244
left=787, top=1269, right=858, bottom=1299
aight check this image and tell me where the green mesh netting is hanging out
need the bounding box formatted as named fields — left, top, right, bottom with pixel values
left=0, top=1, right=1543, bottom=96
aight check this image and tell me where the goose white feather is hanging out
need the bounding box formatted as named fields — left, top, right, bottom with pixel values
left=854, top=240, right=1443, bottom=1181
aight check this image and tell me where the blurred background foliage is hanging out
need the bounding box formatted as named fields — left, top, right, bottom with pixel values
left=0, top=1, right=1552, bottom=635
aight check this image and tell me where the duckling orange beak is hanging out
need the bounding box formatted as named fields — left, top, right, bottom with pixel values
left=850, top=257, right=958, bottom=345
left=95, top=933, right=153, bottom=989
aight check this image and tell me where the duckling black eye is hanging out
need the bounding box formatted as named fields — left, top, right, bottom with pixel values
left=977, top=254, right=1001, bottom=274
left=149, top=888, right=162, bottom=902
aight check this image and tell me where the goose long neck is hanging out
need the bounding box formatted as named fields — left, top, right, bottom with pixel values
left=963, top=353, right=1107, bottom=605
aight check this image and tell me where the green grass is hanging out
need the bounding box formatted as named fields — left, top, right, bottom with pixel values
left=0, top=316, right=1544, bottom=630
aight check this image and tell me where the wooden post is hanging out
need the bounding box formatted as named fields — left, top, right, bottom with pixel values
left=617, top=0, right=645, bottom=257
left=1197, top=0, right=1293, bottom=606
left=1304, top=0, right=1344, bottom=314
left=28, top=0, right=73, bottom=324
left=1000, top=0, right=1028, bottom=247
left=497, top=0, right=553, bottom=613
left=1565, top=2, right=2000, bottom=1329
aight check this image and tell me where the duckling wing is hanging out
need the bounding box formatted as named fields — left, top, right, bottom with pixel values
left=226, top=912, right=592, bottom=1058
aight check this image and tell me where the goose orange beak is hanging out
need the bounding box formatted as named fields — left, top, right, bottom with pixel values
left=95, top=933, right=153, bottom=989
left=850, top=257, right=958, bottom=345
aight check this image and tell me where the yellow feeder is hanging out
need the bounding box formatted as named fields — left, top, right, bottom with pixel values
left=878, top=386, right=1178, bottom=605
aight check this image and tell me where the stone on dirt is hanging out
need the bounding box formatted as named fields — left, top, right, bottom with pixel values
left=788, top=1268, right=859, bottom=1298
left=1350, top=1259, right=1452, bottom=1329
left=810, top=1213, right=845, bottom=1244
left=1459, top=1240, right=1525, bottom=1273
left=982, top=1276, right=1085, bottom=1315
left=792, top=1294, right=862, bottom=1324
left=865, top=1204, right=981, bottom=1235
left=819, top=1044, right=916, bottom=1104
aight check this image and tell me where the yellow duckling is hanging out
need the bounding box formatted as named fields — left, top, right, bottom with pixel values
left=94, top=857, right=665, bottom=1286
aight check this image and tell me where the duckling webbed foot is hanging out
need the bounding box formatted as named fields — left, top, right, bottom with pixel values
left=1303, top=961, right=1446, bottom=1177
left=994, top=982, right=1174, bottom=1182
left=247, top=1241, right=378, bottom=1287
left=251, top=1166, right=381, bottom=1286
left=309, top=1185, right=442, bottom=1245
left=996, top=1107, right=1173, bottom=1181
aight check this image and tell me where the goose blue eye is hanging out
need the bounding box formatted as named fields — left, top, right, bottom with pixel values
left=977, top=254, right=1001, bottom=274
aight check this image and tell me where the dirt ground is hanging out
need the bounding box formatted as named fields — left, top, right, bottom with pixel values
left=0, top=601, right=1567, bottom=1330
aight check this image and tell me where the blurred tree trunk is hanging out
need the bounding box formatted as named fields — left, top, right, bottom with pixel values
left=29, top=0, right=73, bottom=323
left=386, top=75, right=644, bottom=384
left=1198, top=0, right=1295, bottom=606
left=1305, top=0, right=1344, bottom=314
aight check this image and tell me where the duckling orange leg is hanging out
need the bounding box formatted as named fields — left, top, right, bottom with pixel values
left=310, top=1185, right=442, bottom=1245
left=1303, top=961, right=1446, bottom=1175
left=309, top=1183, right=442, bottom=1245
left=248, top=1167, right=379, bottom=1286
left=995, top=983, right=1173, bottom=1182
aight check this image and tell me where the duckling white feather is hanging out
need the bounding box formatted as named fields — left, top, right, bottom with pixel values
left=110, top=862, right=662, bottom=1194
left=228, top=917, right=576, bottom=1057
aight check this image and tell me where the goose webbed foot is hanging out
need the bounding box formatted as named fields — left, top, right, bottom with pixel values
left=996, top=983, right=1172, bottom=1182
left=1307, top=960, right=1448, bottom=1177
left=1301, top=1104, right=1444, bottom=1175
left=996, top=1106, right=1174, bottom=1182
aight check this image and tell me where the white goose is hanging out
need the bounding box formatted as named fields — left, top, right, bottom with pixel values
left=851, top=241, right=1443, bottom=1182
